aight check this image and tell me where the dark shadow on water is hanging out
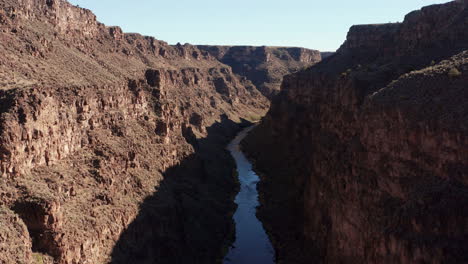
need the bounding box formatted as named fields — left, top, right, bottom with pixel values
left=111, top=114, right=251, bottom=264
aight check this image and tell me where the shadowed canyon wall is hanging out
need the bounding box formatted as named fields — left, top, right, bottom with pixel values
left=243, top=1, right=468, bottom=263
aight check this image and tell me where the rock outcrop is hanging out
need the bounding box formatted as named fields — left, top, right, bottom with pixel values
left=197, top=45, right=322, bottom=98
left=0, top=0, right=269, bottom=263
left=243, top=1, right=468, bottom=263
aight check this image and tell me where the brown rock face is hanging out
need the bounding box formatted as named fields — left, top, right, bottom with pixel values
left=243, top=1, right=468, bottom=263
left=197, top=45, right=322, bottom=98
left=0, top=0, right=269, bottom=263
left=0, top=208, right=33, bottom=264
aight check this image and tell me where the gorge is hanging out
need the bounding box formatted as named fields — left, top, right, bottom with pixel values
left=243, top=0, right=468, bottom=263
left=0, top=0, right=467, bottom=264
left=0, top=0, right=315, bottom=263
left=224, top=125, right=274, bottom=264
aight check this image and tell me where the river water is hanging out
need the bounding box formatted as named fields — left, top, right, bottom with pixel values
left=224, top=126, right=275, bottom=264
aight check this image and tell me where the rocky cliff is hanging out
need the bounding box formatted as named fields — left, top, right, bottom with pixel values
left=243, top=1, right=468, bottom=263
left=197, top=45, right=321, bottom=98
left=0, top=0, right=269, bottom=263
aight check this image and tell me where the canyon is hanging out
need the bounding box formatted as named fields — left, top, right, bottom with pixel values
left=0, top=0, right=467, bottom=264
left=197, top=46, right=322, bottom=98
left=224, top=125, right=275, bottom=264
left=243, top=0, right=468, bottom=263
left=0, top=0, right=312, bottom=263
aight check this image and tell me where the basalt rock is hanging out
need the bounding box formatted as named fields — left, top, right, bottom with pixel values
left=0, top=207, right=33, bottom=263
left=0, top=0, right=268, bottom=263
left=197, top=45, right=322, bottom=98
left=243, top=1, right=468, bottom=263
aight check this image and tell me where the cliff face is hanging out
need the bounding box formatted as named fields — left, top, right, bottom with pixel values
left=0, top=0, right=268, bottom=263
left=243, top=1, right=468, bottom=263
left=197, top=45, right=322, bottom=98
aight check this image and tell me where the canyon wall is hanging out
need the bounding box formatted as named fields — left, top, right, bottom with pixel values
left=320, top=52, right=334, bottom=59
left=197, top=45, right=322, bottom=98
left=0, top=0, right=269, bottom=263
left=243, top=1, right=468, bottom=263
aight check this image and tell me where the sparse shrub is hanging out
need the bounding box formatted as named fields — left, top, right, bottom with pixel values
left=33, top=253, right=44, bottom=264
left=448, top=67, right=462, bottom=78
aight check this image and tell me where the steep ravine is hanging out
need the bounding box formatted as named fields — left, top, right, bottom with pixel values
left=0, top=0, right=280, bottom=263
left=0, top=0, right=335, bottom=262
left=224, top=126, right=275, bottom=264
left=243, top=1, right=468, bottom=263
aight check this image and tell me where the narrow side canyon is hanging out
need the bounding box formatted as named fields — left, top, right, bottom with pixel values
left=243, top=1, right=468, bottom=263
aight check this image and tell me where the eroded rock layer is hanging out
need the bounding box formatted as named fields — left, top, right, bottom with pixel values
left=197, top=45, right=321, bottom=98
left=243, top=1, right=468, bottom=263
left=0, top=0, right=269, bottom=263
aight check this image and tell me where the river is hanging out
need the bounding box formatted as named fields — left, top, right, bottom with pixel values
left=223, top=126, right=275, bottom=264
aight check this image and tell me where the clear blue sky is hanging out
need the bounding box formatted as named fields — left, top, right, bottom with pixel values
left=68, top=0, right=451, bottom=51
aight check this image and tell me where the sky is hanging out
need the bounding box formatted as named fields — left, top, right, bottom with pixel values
left=68, top=0, right=452, bottom=51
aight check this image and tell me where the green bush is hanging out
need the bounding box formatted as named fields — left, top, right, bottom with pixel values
left=33, top=253, right=44, bottom=264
